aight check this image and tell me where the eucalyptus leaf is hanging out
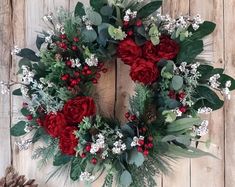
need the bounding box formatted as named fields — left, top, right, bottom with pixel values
left=10, top=121, right=27, bottom=137
left=100, top=5, right=113, bottom=16
left=87, top=10, right=102, bottom=26
left=82, top=29, right=97, bottom=43
left=120, top=170, right=133, bottom=187
left=171, top=75, right=184, bottom=91
left=128, top=149, right=145, bottom=167
left=167, top=118, right=202, bottom=132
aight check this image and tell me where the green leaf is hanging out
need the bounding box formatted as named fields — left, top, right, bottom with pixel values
left=20, top=108, right=31, bottom=116
left=137, top=0, right=162, bottom=18
left=108, top=25, right=126, bottom=40
left=87, top=10, right=102, bottom=26
left=70, top=157, right=82, bottom=181
left=90, top=0, right=106, bottom=12
left=120, top=170, right=133, bottom=187
left=17, top=48, right=40, bottom=62
left=36, top=36, right=45, bottom=50
left=12, top=88, right=22, bottom=96
left=162, top=110, right=176, bottom=123
left=74, top=2, right=86, bottom=17
left=171, top=75, right=184, bottom=91
left=189, top=21, right=216, bottom=40
left=175, top=135, right=191, bottom=146
left=53, top=151, right=72, bottom=166
left=128, top=149, right=145, bottom=167
left=167, top=144, right=216, bottom=158
left=219, top=74, right=235, bottom=90
left=193, top=85, right=224, bottom=110
left=10, top=121, right=27, bottom=136
left=177, top=40, right=203, bottom=63
left=32, top=128, right=45, bottom=143
left=167, top=118, right=202, bottom=132
left=98, top=23, right=111, bottom=46
left=82, top=29, right=97, bottom=43
left=19, top=58, right=32, bottom=68
left=100, top=5, right=113, bottom=16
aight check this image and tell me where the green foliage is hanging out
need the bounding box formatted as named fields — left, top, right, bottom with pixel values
left=100, top=5, right=113, bottom=16
left=19, top=58, right=32, bottom=68
left=12, top=88, right=22, bottom=96
left=74, top=2, right=86, bottom=17
left=70, top=157, right=82, bottom=181
left=219, top=74, right=235, bottom=90
left=149, top=24, right=160, bottom=45
left=120, top=170, right=133, bottom=187
left=108, top=25, right=126, bottom=40
left=129, top=85, right=153, bottom=117
left=137, top=1, right=162, bottom=18
left=90, top=0, right=107, bottom=12
left=102, top=173, right=113, bottom=187
left=20, top=108, right=31, bottom=116
left=53, top=151, right=72, bottom=166
left=32, top=127, right=46, bottom=143
left=128, top=149, right=145, bottom=167
left=10, top=121, right=27, bottom=136
left=177, top=40, right=203, bottom=63
left=82, top=29, right=98, bottom=43
left=167, top=118, right=202, bottom=133
left=87, top=10, right=102, bottom=26
left=36, top=35, right=45, bottom=50
left=171, top=75, right=184, bottom=91
left=17, top=48, right=40, bottom=62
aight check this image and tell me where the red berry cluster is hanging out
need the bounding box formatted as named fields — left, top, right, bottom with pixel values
left=57, top=34, right=80, bottom=51
left=125, top=112, right=137, bottom=121
left=137, top=136, right=154, bottom=156
left=168, top=90, right=188, bottom=113
left=79, top=144, right=99, bottom=165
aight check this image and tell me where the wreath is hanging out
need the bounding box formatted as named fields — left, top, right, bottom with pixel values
left=6, top=0, right=235, bottom=186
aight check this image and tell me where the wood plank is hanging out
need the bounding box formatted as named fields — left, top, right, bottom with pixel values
left=0, top=0, right=12, bottom=177
left=189, top=1, right=225, bottom=187
left=224, top=0, right=235, bottom=187
left=161, top=1, right=190, bottom=187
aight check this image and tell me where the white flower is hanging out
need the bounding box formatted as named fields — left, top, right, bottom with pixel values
left=190, top=62, right=200, bottom=75
left=71, top=58, right=81, bottom=68
left=21, top=85, right=29, bottom=98
left=11, top=45, right=21, bottom=55
left=195, top=120, right=209, bottom=136
left=112, top=140, right=126, bottom=154
left=116, top=131, right=123, bottom=138
left=222, top=80, right=231, bottom=100
left=174, top=108, right=183, bottom=117
left=15, top=139, right=32, bottom=151
left=131, top=136, right=144, bottom=147
left=197, top=107, right=212, bottom=114
left=101, top=150, right=108, bottom=159
left=124, top=9, right=137, bottom=21
left=90, top=133, right=105, bottom=154
left=85, top=54, right=98, bottom=67
left=179, top=62, right=187, bottom=73
left=42, top=13, right=53, bottom=22
left=124, top=15, right=130, bottom=22
left=209, top=74, right=221, bottom=89
left=79, top=172, right=95, bottom=182
left=21, top=66, right=34, bottom=85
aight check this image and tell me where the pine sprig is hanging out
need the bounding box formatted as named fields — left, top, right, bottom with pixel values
left=102, top=172, right=113, bottom=187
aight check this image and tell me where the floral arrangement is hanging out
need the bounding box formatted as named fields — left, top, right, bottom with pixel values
left=5, top=0, right=235, bottom=186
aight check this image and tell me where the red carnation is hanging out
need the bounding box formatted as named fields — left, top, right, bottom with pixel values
left=59, top=126, right=78, bottom=156
left=157, top=35, right=180, bottom=60
left=63, top=96, right=96, bottom=125
left=143, top=36, right=179, bottom=63
left=130, top=59, right=159, bottom=85
left=143, top=41, right=161, bottom=62
left=43, top=112, right=66, bottom=138
left=117, top=38, right=142, bottom=65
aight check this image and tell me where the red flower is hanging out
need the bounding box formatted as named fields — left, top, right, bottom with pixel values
left=143, top=36, right=180, bottom=63
left=130, top=59, right=159, bottom=85
left=157, top=35, right=180, bottom=60
left=43, top=112, right=66, bottom=138
left=63, top=96, right=96, bottom=125
left=117, top=38, right=142, bottom=65
left=59, top=126, right=78, bottom=156
left=143, top=41, right=161, bottom=62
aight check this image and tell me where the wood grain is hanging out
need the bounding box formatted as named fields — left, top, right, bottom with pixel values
left=224, top=0, right=235, bottom=187
left=0, top=0, right=12, bottom=177
left=190, top=1, right=225, bottom=187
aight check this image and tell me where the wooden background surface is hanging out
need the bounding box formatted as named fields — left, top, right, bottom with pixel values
left=0, top=0, right=235, bottom=186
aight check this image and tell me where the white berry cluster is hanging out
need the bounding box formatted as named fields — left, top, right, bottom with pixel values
left=209, top=74, right=221, bottom=89
left=90, top=133, right=105, bottom=154
left=82, top=15, right=93, bottom=30
left=11, top=45, right=21, bottom=56
left=22, top=65, right=34, bottom=85
left=112, top=139, right=126, bottom=154
left=131, top=136, right=144, bottom=147
left=71, top=58, right=81, bottom=68
left=198, top=107, right=213, bottom=114
left=0, top=81, right=9, bottom=95
left=222, top=80, right=232, bottom=100
left=195, top=120, right=209, bottom=136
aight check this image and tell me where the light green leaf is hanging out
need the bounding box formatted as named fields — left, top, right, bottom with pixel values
left=100, top=5, right=113, bottom=16
left=150, top=36, right=160, bottom=45
left=120, top=170, right=133, bottom=187
left=167, top=118, right=202, bottom=132
left=87, top=10, right=102, bottom=26
left=128, top=149, right=145, bottom=167
left=82, top=29, right=97, bottom=43
left=162, top=110, right=176, bottom=123
left=108, top=25, right=126, bottom=40
left=171, top=75, right=184, bottom=91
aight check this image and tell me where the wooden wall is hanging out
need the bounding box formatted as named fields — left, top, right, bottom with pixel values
left=0, top=0, right=234, bottom=186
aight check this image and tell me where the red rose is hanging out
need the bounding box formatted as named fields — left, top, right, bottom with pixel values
left=59, top=126, right=78, bottom=156
left=117, top=38, right=142, bottom=65
left=157, top=35, right=180, bottom=60
left=130, top=59, right=160, bottom=85
left=43, top=112, right=66, bottom=138
left=143, top=41, right=161, bottom=62
left=63, top=96, right=96, bottom=125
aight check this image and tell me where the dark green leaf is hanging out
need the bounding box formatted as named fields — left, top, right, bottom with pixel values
left=17, top=48, right=40, bottom=62
left=18, top=58, right=32, bottom=68
left=36, top=36, right=45, bottom=50
left=219, top=74, right=235, bottom=90
left=10, top=121, right=27, bottom=136
left=70, top=157, right=82, bottom=181
left=137, top=0, right=162, bottom=18
left=121, top=124, right=135, bottom=137
left=32, top=128, right=45, bottom=143
left=90, top=0, right=106, bottom=12
left=12, top=88, right=22, bottom=96
left=53, top=151, right=72, bottom=166
left=74, top=2, right=86, bottom=17
left=189, top=21, right=216, bottom=40
left=20, top=108, right=31, bottom=116
left=177, top=40, right=203, bottom=63
left=82, top=29, right=98, bottom=43
left=100, top=5, right=113, bottom=16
